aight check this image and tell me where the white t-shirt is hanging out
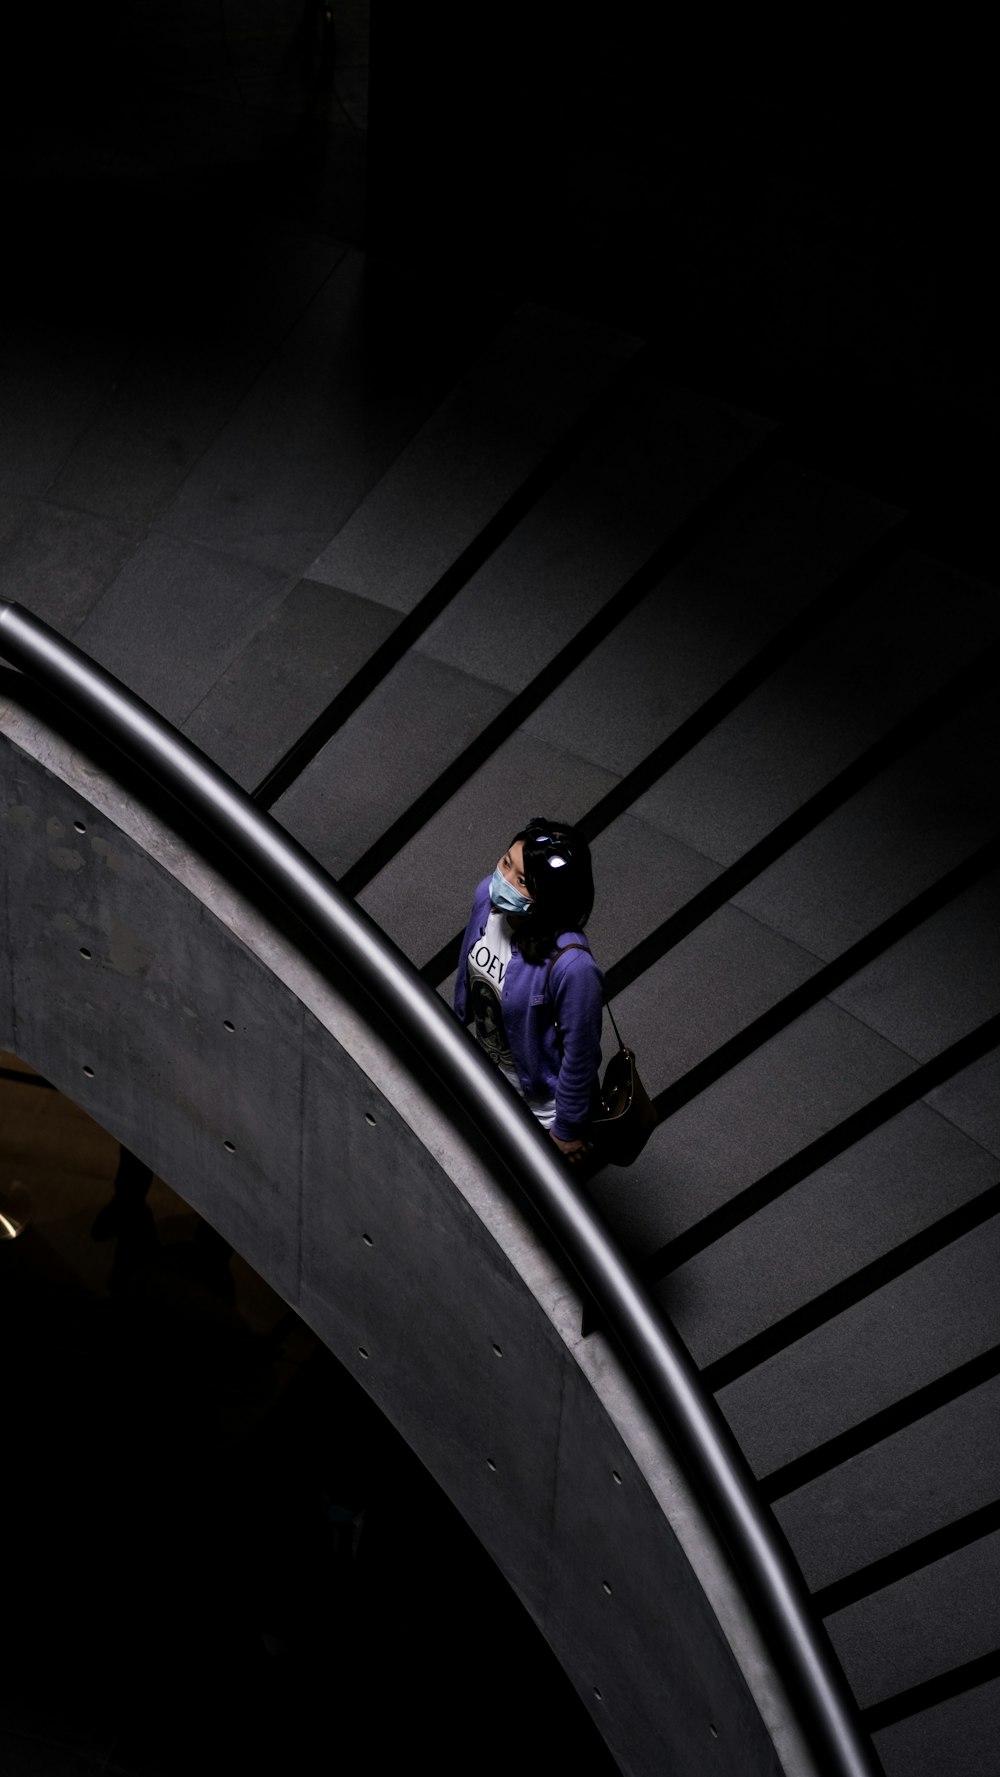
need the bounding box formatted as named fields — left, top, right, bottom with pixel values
left=467, top=910, right=556, bottom=1128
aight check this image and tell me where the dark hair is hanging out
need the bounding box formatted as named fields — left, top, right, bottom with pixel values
left=509, top=816, right=594, bottom=965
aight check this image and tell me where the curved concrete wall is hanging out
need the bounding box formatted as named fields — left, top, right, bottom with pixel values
left=0, top=680, right=814, bottom=1777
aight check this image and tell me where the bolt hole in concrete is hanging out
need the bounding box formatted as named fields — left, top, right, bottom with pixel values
left=224, top=1140, right=236, bottom=1153
left=358, top=1346, right=369, bottom=1360
left=223, top=1020, right=235, bottom=1033
left=79, top=947, right=92, bottom=959
left=602, top=1581, right=612, bottom=1595
left=594, top=1687, right=604, bottom=1701
left=364, top=1112, right=376, bottom=1126
left=73, top=821, right=86, bottom=834
left=486, top=1458, right=497, bottom=1472
left=82, top=1065, right=95, bottom=1078
left=362, top=1233, right=374, bottom=1247
left=492, top=1342, right=503, bottom=1356
left=611, top=1470, right=622, bottom=1485
left=710, top=1723, right=719, bottom=1738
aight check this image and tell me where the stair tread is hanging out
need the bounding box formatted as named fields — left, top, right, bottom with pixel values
left=1, top=501, right=137, bottom=639
left=71, top=535, right=292, bottom=729
left=631, top=553, right=1000, bottom=859
left=874, top=1671, right=1000, bottom=1777
left=827, top=1525, right=1000, bottom=1712
left=306, top=304, right=645, bottom=615
left=273, top=378, right=772, bottom=874
left=732, top=690, right=1000, bottom=957
left=716, top=1216, right=1000, bottom=1476
left=346, top=465, right=899, bottom=962
left=589, top=999, right=915, bottom=1254
left=181, top=580, right=402, bottom=792
left=522, top=463, right=898, bottom=775
left=47, top=228, right=348, bottom=531
left=927, top=1049, right=1000, bottom=1159
left=153, top=251, right=505, bottom=576
left=653, top=1086, right=999, bottom=1373
left=775, top=1372, right=1000, bottom=1594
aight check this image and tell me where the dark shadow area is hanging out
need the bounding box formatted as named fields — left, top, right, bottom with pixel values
left=0, top=1080, right=617, bottom=1777
left=368, top=15, right=1000, bottom=583
left=2, top=0, right=367, bottom=239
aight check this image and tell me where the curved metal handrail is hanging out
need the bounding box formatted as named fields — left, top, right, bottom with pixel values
left=0, top=600, right=880, bottom=1777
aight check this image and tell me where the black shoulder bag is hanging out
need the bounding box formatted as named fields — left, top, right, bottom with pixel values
left=546, top=944, right=658, bottom=1167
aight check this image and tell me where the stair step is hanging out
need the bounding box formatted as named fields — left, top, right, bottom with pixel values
left=306, top=304, right=644, bottom=613
left=652, top=1084, right=999, bottom=1376
left=873, top=1669, right=1000, bottom=1777
left=629, top=554, right=1000, bottom=865
left=181, top=581, right=403, bottom=791
left=733, top=691, right=1000, bottom=957
left=0, top=502, right=137, bottom=638
left=47, top=226, right=348, bottom=531
left=590, top=1000, right=916, bottom=1254
left=715, top=1214, right=1000, bottom=1477
left=153, top=250, right=509, bottom=575
left=522, top=464, right=898, bottom=778
left=774, top=1372, right=1000, bottom=1595
left=274, top=380, right=771, bottom=881
left=181, top=305, right=644, bottom=792
left=356, top=464, right=896, bottom=966
left=827, top=1525, right=1000, bottom=1714
left=829, top=867, right=1000, bottom=1058
left=72, top=535, right=292, bottom=728
left=926, top=1047, right=1000, bottom=1158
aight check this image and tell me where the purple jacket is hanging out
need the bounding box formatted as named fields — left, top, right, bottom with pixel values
left=454, top=876, right=604, bottom=1140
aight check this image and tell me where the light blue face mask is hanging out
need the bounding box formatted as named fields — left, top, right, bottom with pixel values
left=490, top=865, right=533, bottom=917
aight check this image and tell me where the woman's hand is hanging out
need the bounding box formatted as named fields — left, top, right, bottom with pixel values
left=549, top=1131, right=590, bottom=1165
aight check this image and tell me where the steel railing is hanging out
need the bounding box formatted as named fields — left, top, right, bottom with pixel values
left=0, top=599, right=881, bottom=1777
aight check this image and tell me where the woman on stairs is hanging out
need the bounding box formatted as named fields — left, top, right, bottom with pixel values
left=454, top=817, right=604, bottom=1167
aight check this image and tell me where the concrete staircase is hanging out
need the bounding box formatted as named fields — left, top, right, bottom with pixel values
left=2, top=234, right=999, bottom=1777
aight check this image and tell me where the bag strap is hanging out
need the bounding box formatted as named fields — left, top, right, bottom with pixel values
left=545, top=943, right=626, bottom=1051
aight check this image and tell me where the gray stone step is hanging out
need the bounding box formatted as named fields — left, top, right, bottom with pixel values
left=874, top=1677, right=1000, bottom=1777
left=71, top=535, right=294, bottom=728
left=732, top=692, right=1000, bottom=958
left=773, top=1373, right=1000, bottom=1594
left=594, top=902, right=822, bottom=1097
left=589, top=1000, right=915, bottom=1257
left=714, top=1216, right=1000, bottom=1478
left=182, top=304, right=644, bottom=792
left=654, top=1086, right=999, bottom=1370
left=827, top=1527, right=1000, bottom=1710
left=629, top=553, right=1000, bottom=862
left=829, top=868, right=1000, bottom=1059
left=927, top=1047, right=1000, bottom=1158
left=153, top=250, right=503, bottom=576
left=275, top=380, right=772, bottom=877
left=592, top=868, right=1000, bottom=1266
left=181, top=581, right=403, bottom=791
left=357, top=465, right=897, bottom=964
left=306, top=304, right=644, bottom=613
left=46, top=225, right=348, bottom=531
left=0, top=502, right=138, bottom=637
left=521, top=463, right=898, bottom=775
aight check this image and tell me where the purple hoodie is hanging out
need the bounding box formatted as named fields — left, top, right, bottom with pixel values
left=453, top=876, right=604, bottom=1140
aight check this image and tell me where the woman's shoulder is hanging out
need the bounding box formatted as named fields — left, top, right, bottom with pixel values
left=548, top=934, right=601, bottom=976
